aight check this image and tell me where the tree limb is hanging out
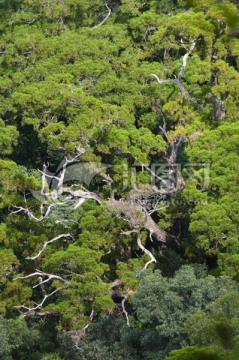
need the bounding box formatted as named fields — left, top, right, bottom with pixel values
left=151, top=39, right=196, bottom=99
left=63, top=187, right=102, bottom=205
left=11, top=200, right=74, bottom=222
left=12, top=149, right=103, bottom=221
left=178, top=39, right=196, bottom=81
left=81, top=309, right=94, bottom=332
left=14, top=270, right=69, bottom=287
left=26, top=233, right=74, bottom=260
left=121, top=295, right=130, bottom=326
left=137, top=236, right=156, bottom=270
left=92, top=2, right=111, bottom=29
left=15, top=288, right=62, bottom=312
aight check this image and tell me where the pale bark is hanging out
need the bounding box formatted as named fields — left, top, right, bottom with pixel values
left=107, top=198, right=178, bottom=248
left=93, top=2, right=111, bottom=29
left=11, top=149, right=100, bottom=221
left=15, top=288, right=62, bottom=312
left=151, top=39, right=196, bottom=99
left=137, top=236, right=156, bottom=270
left=14, top=270, right=69, bottom=286
left=121, top=295, right=130, bottom=326
left=25, top=234, right=74, bottom=260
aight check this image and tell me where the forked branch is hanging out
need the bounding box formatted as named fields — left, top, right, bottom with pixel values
left=151, top=39, right=196, bottom=99
left=11, top=149, right=102, bottom=221
left=14, top=270, right=69, bottom=287
left=15, top=288, right=62, bottom=312
left=25, top=233, right=74, bottom=260
left=137, top=236, right=156, bottom=270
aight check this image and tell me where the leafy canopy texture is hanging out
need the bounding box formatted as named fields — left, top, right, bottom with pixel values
left=0, top=0, right=238, bottom=358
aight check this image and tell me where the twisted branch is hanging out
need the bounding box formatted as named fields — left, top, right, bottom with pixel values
left=25, top=233, right=74, bottom=260
left=15, top=288, right=62, bottom=312
left=121, top=295, right=130, bottom=326
left=137, top=236, right=156, bottom=270
left=14, top=270, right=69, bottom=287
left=151, top=39, right=196, bottom=99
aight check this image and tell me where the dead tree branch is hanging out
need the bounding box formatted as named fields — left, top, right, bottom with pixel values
left=137, top=236, right=156, bottom=270
left=93, top=2, right=111, bottom=29
left=63, top=187, right=102, bottom=206
left=25, top=234, right=74, bottom=260
left=108, top=198, right=178, bottom=247
left=11, top=149, right=102, bottom=221
left=11, top=199, right=74, bottom=222
left=151, top=39, right=196, bottom=99
left=81, top=309, right=94, bottom=332
left=14, top=270, right=69, bottom=287
left=121, top=295, right=130, bottom=326
left=15, top=288, right=62, bottom=312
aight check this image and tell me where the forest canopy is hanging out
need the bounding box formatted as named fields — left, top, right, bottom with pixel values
left=0, top=0, right=238, bottom=359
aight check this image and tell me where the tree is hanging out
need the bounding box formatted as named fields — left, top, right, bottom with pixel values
left=130, top=265, right=237, bottom=358
left=165, top=346, right=223, bottom=360
left=184, top=122, right=239, bottom=277
left=0, top=0, right=238, bottom=354
left=0, top=315, right=61, bottom=360
left=166, top=292, right=239, bottom=360
left=184, top=291, right=239, bottom=359
left=71, top=265, right=238, bottom=359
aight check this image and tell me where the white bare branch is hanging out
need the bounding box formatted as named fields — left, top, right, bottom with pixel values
left=121, top=296, right=130, bottom=326
left=120, top=230, right=139, bottom=236
left=54, top=151, right=84, bottom=196
left=147, top=204, right=168, bottom=216
left=73, top=198, right=86, bottom=209
left=81, top=309, right=94, bottom=332
left=14, top=270, right=69, bottom=287
left=63, top=187, right=102, bottom=205
left=120, top=231, right=157, bottom=270
left=15, top=288, right=62, bottom=312
left=137, top=236, right=156, bottom=270
left=11, top=205, right=49, bottom=222
left=11, top=198, right=75, bottom=222
left=151, top=39, right=196, bottom=99
left=158, top=108, right=168, bottom=140
left=26, top=233, right=74, bottom=260
left=12, top=148, right=103, bottom=222
left=93, top=2, right=111, bottom=29
left=150, top=73, right=174, bottom=84
left=41, top=163, right=48, bottom=195
left=178, top=39, right=196, bottom=81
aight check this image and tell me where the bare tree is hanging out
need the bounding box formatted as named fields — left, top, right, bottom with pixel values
left=12, top=150, right=101, bottom=221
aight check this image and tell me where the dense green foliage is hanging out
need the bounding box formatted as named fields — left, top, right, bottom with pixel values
left=0, top=0, right=238, bottom=358
left=74, top=266, right=238, bottom=360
